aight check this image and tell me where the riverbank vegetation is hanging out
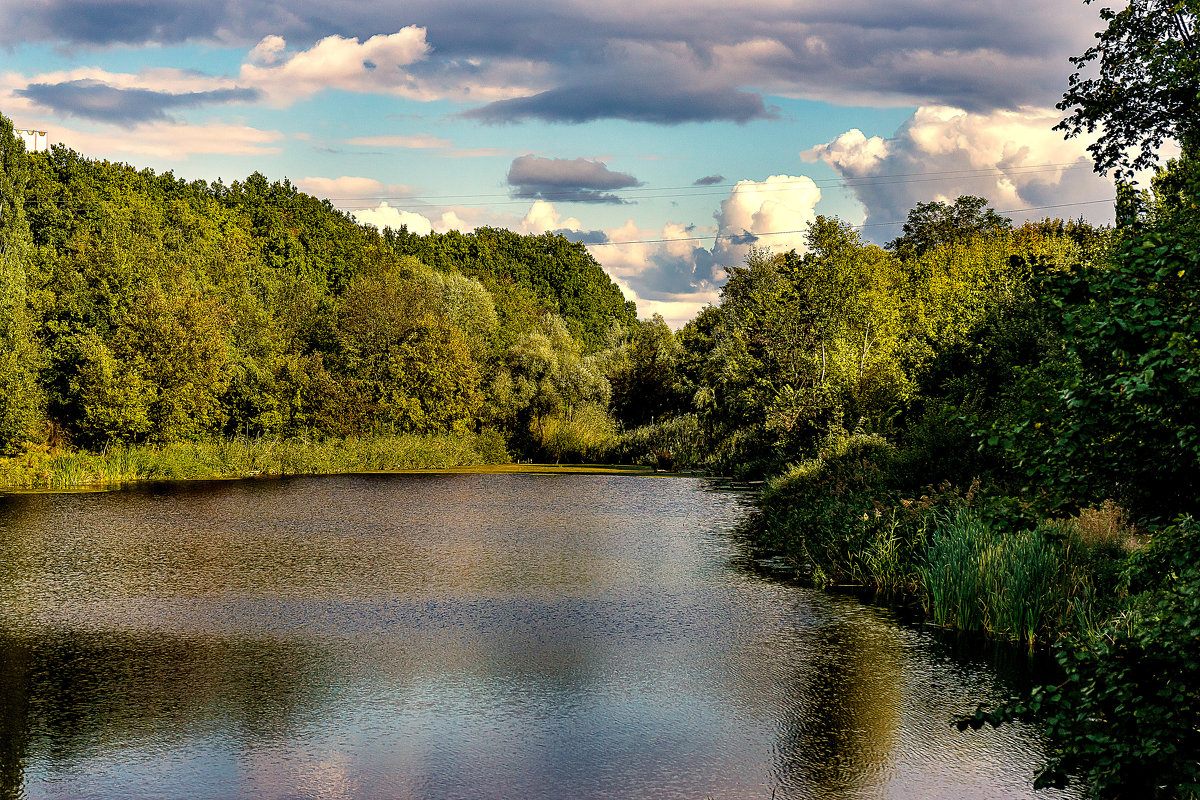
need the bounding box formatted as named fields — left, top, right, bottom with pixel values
left=0, top=109, right=644, bottom=482
left=0, top=431, right=511, bottom=489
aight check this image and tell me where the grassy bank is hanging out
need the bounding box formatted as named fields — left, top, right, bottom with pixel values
left=750, top=433, right=1140, bottom=645
left=0, top=430, right=513, bottom=490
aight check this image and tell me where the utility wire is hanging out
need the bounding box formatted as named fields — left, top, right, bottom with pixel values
left=313, top=162, right=1094, bottom=207
left=584, top=198, right=1116, bottom=247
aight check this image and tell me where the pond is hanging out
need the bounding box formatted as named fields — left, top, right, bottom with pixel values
left=0, top=474, right=1076, bottom=799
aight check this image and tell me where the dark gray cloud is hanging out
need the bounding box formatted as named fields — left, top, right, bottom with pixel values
left=726, top=231, right=759, bottom=246
left=4, top=0, right=1103, bottom=118
left=17, top=79, right=259, bottom=124
left=507, top=155, right=641, bottom=204
left=13, top=0, right=231, bottom=45
left=555, top=229, right=610, bottom=245
left=465, top=83, right=776, bottom=125
left=693, top=175, right=725, bottom=186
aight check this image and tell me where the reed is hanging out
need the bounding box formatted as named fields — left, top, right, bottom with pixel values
left=921, top=508, right=1075, bottom=643
left=0, top=431, right=511, bottom=490
left=979, top=525, right=1061, bottom=642
left=921, top=507, right=991, bottom=633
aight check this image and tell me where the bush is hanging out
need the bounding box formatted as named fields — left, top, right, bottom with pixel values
left=612, top=413, right=704, bottom=470
left=534, top=402, right=617, bottom=463
left=754, top=432, right=915, bottom=588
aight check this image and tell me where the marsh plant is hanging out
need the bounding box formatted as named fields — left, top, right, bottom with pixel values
left=0, top=431, right=510, bottom=490
left=919, top=506, right=1123, bottom=643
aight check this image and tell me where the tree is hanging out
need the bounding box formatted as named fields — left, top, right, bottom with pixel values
left=887, top=196, right=1012, bottom=259
left=0, top=113, right=42, bottom=452
left=991, top=160, right=1200, bottom=520
left=337, top=268, right=482, bottom=435
left=601, top=314, right=685, bottom=428
left=500, top=313, right=612, bottom=457
left=1058, top=0, right=1200, bottom=177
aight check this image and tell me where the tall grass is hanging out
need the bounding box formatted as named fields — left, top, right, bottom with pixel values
left=920, top=507, right=1078, bottom=643
left=921, top=508, right=994, bottom=633
left=0, top=430, right=510, bottom=490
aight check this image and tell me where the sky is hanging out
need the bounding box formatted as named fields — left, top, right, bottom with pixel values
left=0, top=0, right=1129, bottom=326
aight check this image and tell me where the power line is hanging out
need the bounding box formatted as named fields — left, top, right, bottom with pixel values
left=313, top=162, right=1095, bottom=207
left=584, top=198, right=1116, bottom=247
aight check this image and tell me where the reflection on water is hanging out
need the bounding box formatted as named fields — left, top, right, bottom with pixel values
left=0, top=475, right=1076, bottom=800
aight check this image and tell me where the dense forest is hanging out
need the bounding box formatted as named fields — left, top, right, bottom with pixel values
left=0, top=124, right=635, bottom=464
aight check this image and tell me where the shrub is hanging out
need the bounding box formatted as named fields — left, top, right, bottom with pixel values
left=755, top=433, right=910, bottom=587
left=612, top=413, right=704, bottom=470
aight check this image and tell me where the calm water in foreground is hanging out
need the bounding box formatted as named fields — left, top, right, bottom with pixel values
left=0, top=474, right=1076, bottom=800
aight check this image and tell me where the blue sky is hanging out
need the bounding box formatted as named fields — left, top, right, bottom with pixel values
left=1, top=0, right=1126, bottom=325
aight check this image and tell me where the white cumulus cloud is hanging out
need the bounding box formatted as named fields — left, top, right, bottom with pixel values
left=519, top=200, right=582, bottom=235
left=353, top=202, right=436, bottom=235
left=238, top=28, right=549, bottom=106
left=713, top=174, right=822, bottom=264
left=240, top=28, right=431, bottom=105
left=586, top=174, right=825, bottom=328
left=803, top=105, right=1116, bottom=240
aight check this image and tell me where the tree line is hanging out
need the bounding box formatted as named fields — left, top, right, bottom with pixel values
left=0, top=124, right=635, bottom=460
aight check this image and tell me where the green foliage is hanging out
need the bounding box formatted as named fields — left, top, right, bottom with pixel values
left=599, top=314, right=687, bottom=427
left=887, top=196, right=1013, bottom=260
left=8, top=144, right=634, bottom=454
left=0, top=432, right=511, bottom=489
left=689, top=222, right=913, bottom=476
left=992, top=160, right=1200, bottom=520
left=386, top=226, right=635, bottom=351
left=966, top=519, right=1200, bottom=798
left=0, top=112, right=43, bottom=452
left=684, top=208, right=1064, bottom=478
left=498, top=313, right=613, bottom=455
left=612, top=413, right=705, bottom=471
left=536, top=401, right=618, bottom=463
left=1058, top=0, right=1200, bottom=177
left=337, top=267, right=482, bottom=435
left=922, top=508, right=1069, bottom=642
left=754, top=432, right=914, bottom=588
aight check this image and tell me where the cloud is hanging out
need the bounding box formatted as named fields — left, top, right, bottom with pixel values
left=464, top=81, right=777, bottom=125
left=237, top=29, right=548, bottom=106
left=49, top=120, right=284, bottom=159
left=518, top=199, right=582, bottom=234
left=17, top=78, right=259, bottom=124
left=1, top=0, right=1102, bottom=119
left=587, top=174, right=823, bottom=327
left=694, top=175, right=725, bottom=186
left=5, top=0, right=229, bottom=46
left=557, top=229, right=610, bottom=245
left=239, top=29, right=432, bottom=105
left=341, top=134, right=521, bottom=158
left=353, top=202, right=436, bottom=235
left=803, top=105, right=1115, bottom=241
left=293, top=176, right=416, bottom=201
left=309, top=175, right=821, bottom=328
left=507, top=155, right=641, bottom=204
left=344, top=134, right=451, bottom=149
left=711, top=174, right=821, bottom=262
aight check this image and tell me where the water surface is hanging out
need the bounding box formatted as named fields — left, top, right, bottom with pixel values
left=0, top=474, right=1074, bottom=799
